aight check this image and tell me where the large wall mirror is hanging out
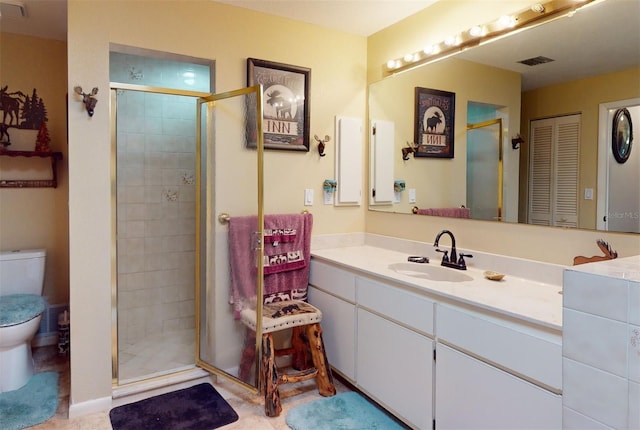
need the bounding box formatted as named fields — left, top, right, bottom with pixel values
left=368, top=0, right=640, bottom=234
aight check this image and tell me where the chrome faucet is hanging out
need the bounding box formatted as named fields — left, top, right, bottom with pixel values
left=434, top=230, right=472, bottom=270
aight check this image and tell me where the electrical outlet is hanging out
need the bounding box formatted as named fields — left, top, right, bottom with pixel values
left=323, top=190, right=334, bottom=205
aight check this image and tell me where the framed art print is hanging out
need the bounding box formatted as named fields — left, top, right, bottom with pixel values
left=247, top=58, right=310, bottom=151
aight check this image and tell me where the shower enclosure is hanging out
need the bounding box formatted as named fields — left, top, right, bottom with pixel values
left=111, top=49, right=265, bottom=392
left=113, top=87, right=200, bottom=383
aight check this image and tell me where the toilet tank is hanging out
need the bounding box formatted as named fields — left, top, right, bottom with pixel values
left=0, top=249, right=46, bottom=296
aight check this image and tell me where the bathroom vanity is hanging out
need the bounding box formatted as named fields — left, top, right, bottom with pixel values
left=308, top=235, right=563, bottom=429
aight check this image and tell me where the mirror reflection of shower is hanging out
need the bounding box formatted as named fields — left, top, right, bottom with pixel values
left=467, top=102, right=504, bottom=222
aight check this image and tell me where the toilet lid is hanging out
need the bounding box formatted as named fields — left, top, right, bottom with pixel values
left=0, top=294, right=46, bottom=327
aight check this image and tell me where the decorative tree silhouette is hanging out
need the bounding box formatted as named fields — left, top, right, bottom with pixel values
left=19, top=89, right=48, bottom=129
left=35, top=121, right=51, bottom=152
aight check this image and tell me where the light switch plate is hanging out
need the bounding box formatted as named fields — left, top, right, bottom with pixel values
left=408, top=188, right=416, bottom=203
left=584, top=188, right=594, bottom=200
left=304, top=188, right=314, bottom=206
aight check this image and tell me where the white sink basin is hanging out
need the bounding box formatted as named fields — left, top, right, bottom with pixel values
left=388, top=262, right=473, bottom=283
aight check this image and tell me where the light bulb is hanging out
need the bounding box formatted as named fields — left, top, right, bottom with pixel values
left=469, top=25, right=485, bottom=37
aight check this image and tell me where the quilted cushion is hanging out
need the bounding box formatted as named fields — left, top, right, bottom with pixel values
left=240, top=300, right=322, bottom=334
left=0, top=294, right=45, bottom=327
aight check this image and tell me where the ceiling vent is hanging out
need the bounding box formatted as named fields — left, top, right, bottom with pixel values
left=518, top=56, right=555, bottom=66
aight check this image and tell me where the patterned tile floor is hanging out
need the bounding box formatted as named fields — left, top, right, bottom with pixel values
left=29, top=345, right=352, bottom=429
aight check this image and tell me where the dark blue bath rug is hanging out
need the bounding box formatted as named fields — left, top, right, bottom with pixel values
left=109, top=382, right=238, bottom=430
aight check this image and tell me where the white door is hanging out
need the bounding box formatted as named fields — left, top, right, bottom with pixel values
left=357, top=308, right=433, bottom=429
left=369, top=120, right=395, bottom=205
left=599, top=103, right=640, bottom=233
left=435, top=344, right=561, bottom=429
left=307, top=286, right=356, bottom=381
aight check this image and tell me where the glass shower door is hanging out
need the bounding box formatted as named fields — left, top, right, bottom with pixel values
left=196, top=86, right=265, bottom=392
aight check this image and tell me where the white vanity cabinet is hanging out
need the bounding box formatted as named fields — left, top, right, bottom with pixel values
left=356, top=277, right=435, bottom=430
left=308, top=260, right=357, bottom=381
left=435, top=304, right=562, bottom=429
left=308, top=256, right=562, bottom=430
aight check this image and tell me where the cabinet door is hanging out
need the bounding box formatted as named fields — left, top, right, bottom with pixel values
left=435, top=344, right=561, bottom=429
left=357, top=308, right=433, bottom=429
left=308, top=286, right=356, bottom=381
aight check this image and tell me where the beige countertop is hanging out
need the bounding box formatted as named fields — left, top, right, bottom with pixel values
left=311, top=244, right=563, bottom=331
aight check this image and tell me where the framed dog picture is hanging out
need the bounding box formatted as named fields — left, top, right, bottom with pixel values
left=414, top=87, right=455, bottom=158
left=247, top=58, right=311, bottom=151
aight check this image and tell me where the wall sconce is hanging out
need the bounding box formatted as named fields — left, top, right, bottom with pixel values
left=511, top=134, right=524, bottom=150
left=314, top=134, right=331, bottom=157
left=402, top=142, right=417, bottom=160
left=73, top=86, right=99, bottom=117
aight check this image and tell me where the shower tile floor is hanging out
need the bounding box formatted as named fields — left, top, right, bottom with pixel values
left=118, top=328, right=195, bottom=383
left=30, top=344, right=359, bottom=429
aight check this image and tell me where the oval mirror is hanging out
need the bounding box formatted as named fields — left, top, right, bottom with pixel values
left=612, top=108, right=633, bottom=164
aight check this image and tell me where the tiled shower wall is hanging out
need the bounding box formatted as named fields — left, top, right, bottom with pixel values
left=116, top=90, right=196, bottom=345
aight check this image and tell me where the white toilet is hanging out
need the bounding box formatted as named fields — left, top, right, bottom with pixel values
left=0, top=249, right=46, bottom=393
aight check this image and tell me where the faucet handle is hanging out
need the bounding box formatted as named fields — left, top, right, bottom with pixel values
left=436, top=248, right=449, bottom=262
left=458, top=253, right=473, bottom=266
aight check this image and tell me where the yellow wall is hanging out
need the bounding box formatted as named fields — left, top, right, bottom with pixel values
left=67, top=0, right=366, bottom=409
left=365, top=1, right=640, bottom=264
left=0, top=33, right=69, bottom=305
left=520, top=66, right=640, bottom=229
left=6, top=0, right=635, bottom=413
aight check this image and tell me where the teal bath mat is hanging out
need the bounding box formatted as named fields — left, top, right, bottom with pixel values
left=286, top=391, right=406, bottom=429
left=0, top=371, right=59, bottom=430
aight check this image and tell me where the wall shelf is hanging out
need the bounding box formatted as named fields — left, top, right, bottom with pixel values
left=0, top=150, right=63, bottom=188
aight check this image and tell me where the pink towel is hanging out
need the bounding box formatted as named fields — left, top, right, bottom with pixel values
left=228, top=213, right=313, bottom=318
left=417, top=207, right=471, bottom=218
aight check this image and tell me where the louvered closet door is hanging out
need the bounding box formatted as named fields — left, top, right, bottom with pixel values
left=529, top=115, right=580, bottom=227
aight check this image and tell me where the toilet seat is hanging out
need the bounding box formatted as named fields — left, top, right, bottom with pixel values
left=0, top=294, right=46, bottom=328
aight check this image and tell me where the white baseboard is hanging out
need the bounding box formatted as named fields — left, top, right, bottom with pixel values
left=68, top=368, right=213, bottom=418
left=68, top=396, right=112, bottom=419
left=112, top=368, right=212, bottom=408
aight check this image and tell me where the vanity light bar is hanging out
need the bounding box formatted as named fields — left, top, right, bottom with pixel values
left=384, top=0, right=600, bottom=76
